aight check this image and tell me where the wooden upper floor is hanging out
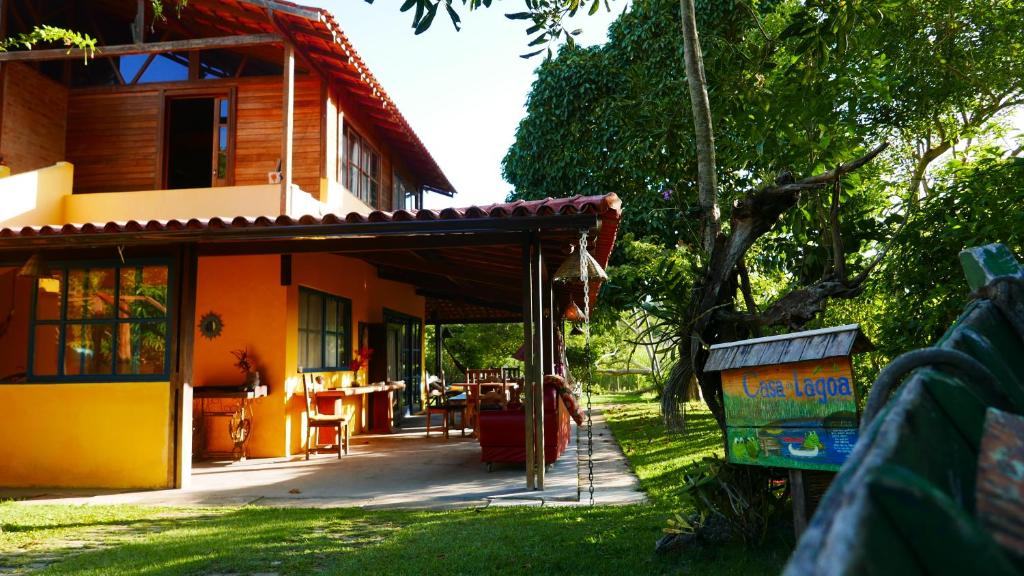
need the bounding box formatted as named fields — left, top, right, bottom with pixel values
left=0, top=0, right=455, bottom=227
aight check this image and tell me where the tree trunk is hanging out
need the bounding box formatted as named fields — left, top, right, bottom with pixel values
left=678, top=0, right=719, bottom=255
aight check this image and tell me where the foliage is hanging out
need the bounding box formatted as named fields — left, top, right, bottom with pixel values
left=0, top=1, right=195, bottom=60
left=369, top=0, right=624, bottom=57
left=0, top=25, right=97, bottom=60
left=821, top=150, right=1024, bottom=385
left=230, top=348, right=255, bottom=374
left=674, top=456, right=787, bottom=545
left=425, top=323, right=523, bottom=381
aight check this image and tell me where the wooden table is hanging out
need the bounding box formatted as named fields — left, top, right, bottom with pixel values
left=315, top=381, right=406, bottom=441
left=193, top=384, right=268, bottom=461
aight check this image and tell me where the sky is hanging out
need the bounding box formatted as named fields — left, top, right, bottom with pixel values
left=307, top=1, right=627, bottom=209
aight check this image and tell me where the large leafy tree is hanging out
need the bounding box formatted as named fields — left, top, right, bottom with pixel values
left=493, top=0, right=1024, bottom=429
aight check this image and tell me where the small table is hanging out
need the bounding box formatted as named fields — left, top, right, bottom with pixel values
left=193, top=384, right=268, bottom=461
left=315, top=382, right=406, bottom=440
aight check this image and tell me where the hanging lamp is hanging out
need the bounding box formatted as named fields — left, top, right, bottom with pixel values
left=553, top=242, right=607, bottom=284
left=562, top=299, right=587, bottom=324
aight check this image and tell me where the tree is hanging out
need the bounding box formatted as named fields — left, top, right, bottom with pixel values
left=494, top=0, right=1024, bottom=430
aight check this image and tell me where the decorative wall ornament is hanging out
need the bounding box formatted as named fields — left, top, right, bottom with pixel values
left=198, top=312, right=225, bottom=340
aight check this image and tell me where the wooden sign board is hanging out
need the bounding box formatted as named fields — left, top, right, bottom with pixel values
left=723, top=357, right=860, bottom=471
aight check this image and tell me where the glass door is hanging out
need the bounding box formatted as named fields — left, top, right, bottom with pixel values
left=384, top=310, right=423, bottom=414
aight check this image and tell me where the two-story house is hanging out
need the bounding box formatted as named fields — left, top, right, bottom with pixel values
left=0, top=0, right=620, bottom=491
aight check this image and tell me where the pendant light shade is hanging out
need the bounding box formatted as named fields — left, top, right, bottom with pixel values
left=553, top=247, right=608, bottom=284
left=562, top=300, right=587, bottom=324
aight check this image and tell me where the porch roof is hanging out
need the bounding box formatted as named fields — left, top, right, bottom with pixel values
left=0, top=194, right=622, bottom=324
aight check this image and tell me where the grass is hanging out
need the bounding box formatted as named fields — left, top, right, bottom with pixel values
left=0, top=392, right=791, bottom=575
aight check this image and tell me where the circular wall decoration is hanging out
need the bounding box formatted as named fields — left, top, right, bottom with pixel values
left=198, top=312, right=225, bottom=340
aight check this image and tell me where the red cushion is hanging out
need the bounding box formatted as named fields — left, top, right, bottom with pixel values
left=478, top=382, right=571, bottom=464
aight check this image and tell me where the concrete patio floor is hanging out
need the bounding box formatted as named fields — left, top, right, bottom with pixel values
left=3, top=410, right=645, bottom=509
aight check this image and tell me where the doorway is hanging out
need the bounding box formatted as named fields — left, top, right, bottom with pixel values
left=165, top=96, right=231, bottom=189
left=384, top=310, right=423, bottom=415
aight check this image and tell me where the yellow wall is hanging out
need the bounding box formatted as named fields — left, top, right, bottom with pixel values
left=0, top=161, right=73, bottom=228
left=0, top=382, right=172, bottom=489
left=66, top=184, right=282, bottom=223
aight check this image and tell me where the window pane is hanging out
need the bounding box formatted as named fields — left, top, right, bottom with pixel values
left=32, top=325, right=60, bottom=376
left=35, top=271, right=64, bottom=321
left=299, top=290, right=309, bottom=329
left=138, top=53, right=189, bottom=83
left=308, top=293, right=323, bottom=329
left=326, top=298, right=338, bottom=332
left=68, top=269, right=115, bottom=319
left=119, top=266, right=168, bottom=319
left=306, top=332, right=322, bottom=368
left=64, top=324, right=114, bottom=376
left=116, top=322, right=166, bottom=375
left=369, top=153, right=380, bottom=179
left=326, top=335, right=338, bottom=368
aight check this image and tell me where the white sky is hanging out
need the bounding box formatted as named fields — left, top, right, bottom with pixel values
left=308, top=1, right=626, bottom=209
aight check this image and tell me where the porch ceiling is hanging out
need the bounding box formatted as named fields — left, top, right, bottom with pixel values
left=0, top=194, right=622, bottom=324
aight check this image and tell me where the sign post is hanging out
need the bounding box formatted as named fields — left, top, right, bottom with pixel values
left=704, top=324, right=872, bottom=535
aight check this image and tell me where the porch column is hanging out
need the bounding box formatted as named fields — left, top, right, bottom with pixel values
left=521, top=236, right=537, bottom=489
left=280, top=42, right=295, bottom=215
left=533, top=240, right=547, bottom=490
left=169, top=243, right=198, bottom=489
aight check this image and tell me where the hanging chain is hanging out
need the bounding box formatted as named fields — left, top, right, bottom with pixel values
left=580, top=229, right=595, bottom=506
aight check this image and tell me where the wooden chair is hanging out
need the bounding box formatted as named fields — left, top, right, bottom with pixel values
left=425, top=376, right=466, bottom=438
left=466, top=368, right=503, bottom=383
left=301, top=371, right=349, bottom=459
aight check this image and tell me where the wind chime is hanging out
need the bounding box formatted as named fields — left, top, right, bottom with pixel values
left=553, top=228, right=607, bottom=505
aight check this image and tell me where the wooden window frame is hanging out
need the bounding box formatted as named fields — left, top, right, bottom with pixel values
left=298, top=287, right=352, bottom=373
left=159, top=87, right=237, bottom=190
left=27, top=260, right=173, bottom=383
left=340, top=125, right=381, bottom=209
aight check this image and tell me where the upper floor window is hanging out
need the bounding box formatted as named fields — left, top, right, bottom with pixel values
left=342, top=126, right=381, bottom=208
left=31, top=263, right=170, bottom=380
left=393, top=172, right=421, bottom=211
left=298, top=288, right=352, bottom=373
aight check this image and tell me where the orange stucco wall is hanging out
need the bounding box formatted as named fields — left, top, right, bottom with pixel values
left=193, top=255, right=288, bottom=458
left=193, top=253, right=425, bottom=459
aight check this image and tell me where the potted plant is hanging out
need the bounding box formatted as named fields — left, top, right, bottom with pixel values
left=350, top=346, right=373, bottom=387
left=231, top=348, right=260, bottom=390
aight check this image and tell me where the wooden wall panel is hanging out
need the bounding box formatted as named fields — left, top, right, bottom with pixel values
left=1, top=63, right=68, bottom=174
left=235, top=76, right=322, bottom=196
left=66, top=90, right=160, bottom=193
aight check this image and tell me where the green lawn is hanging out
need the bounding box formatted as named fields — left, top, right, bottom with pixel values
left=0, top=393, right=791, bottom=575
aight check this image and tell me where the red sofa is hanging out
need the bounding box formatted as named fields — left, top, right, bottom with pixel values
left=477, top=382, right=571, bottom=465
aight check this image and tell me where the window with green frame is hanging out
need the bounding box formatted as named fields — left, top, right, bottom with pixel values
left=298, top=287, right=352, bottom=372
left=30, top=263, right=171, bottom=380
